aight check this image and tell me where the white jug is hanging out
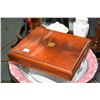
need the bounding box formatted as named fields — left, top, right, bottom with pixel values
left=73, top=17, right=89, bottom=37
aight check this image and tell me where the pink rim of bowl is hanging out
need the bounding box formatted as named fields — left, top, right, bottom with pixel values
left=8, top=49, right=98, bottom=83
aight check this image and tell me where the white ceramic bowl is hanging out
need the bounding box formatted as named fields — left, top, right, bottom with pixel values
left=45, top=22, right=69, bottom=33
left=18, top=58, right=88, bottom=83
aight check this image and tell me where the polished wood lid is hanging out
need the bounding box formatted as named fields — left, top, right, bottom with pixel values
left=8, top=27, right=91, bottom=80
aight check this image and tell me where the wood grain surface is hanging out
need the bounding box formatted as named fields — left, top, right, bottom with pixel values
left=8, top=27, right=91, bottom=80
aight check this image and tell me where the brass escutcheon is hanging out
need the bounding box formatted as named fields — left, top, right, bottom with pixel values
left=47, top=41, right=56, bottom=47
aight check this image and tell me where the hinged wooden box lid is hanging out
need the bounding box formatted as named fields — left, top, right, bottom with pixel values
left=8, top=27, right=91, bottom=80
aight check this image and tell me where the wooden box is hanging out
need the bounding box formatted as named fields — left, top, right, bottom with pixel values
left=8, top=27, right=91, bottom=80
